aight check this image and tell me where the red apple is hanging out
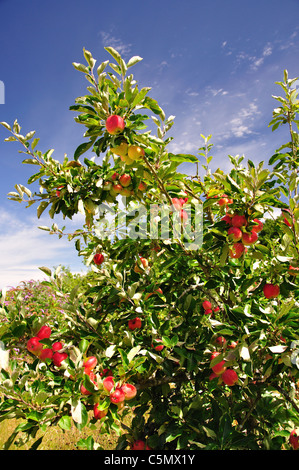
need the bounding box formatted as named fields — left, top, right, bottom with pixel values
left=103, top=376, right=114, bottom=392
left=251, top=219, right=263, bottom=233
left=263, top=283, right=280, bottom=299
left=128, top=317, right=142, bottom=330
left=112, top=183, right=123, bottom=194
left=242, top=231, right=258, bottom=245
left=52, top=351, right=68, bottom=367
left=93, top=253, right=104, bottom=265
left=212, top=359, right=226, bottom=375
left=39, top=348, right=53, bottom=361
left=119, top=174, right=132, bottom=187
left=93, top=403, right=108, bottom=420
left=152, top=339, right=164, bottom=351
left=110, top=387, right=125, bottom=404
left=138, top=181, right=147, bottom=192
left=131, top=440, right=151, bottom=450
left=231, top=215, right=247, bottom=228
left=180, top=209, right=188, bottom=223
left=172, top=197, right=184, bottom=211
left=204, top=308, right=213, bottom=315
left=52, top=341, right=63, bottom=352
left=105, top=115, right=125, bottom=135
left=120, top=383, right=137, bottom=400
left=227, top=226, right=243, bottom=242
left=215, top=336, right=227, bottom=346
left=222, top=369, right=238, bottom=386
left=202, top=300, right=212, bottom=310
left=222, top=215, right=233, bottom=225
left=27, top=337, right=43, bottom=357
left=229, top=242, right=245, bottom=259
left=289, top=430, right=299, bottom=450
left=36, top=325, right=52, bottom=340
left=83, top=356, right=97, bottom=371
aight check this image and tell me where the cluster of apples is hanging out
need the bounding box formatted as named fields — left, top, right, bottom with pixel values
left=202, top=300, right=220, bottom=316
left=222, top=212, right=263, bottom=259
left=26, top=325, right=68, bottom=367
left=209, top=350, right=239, bottom=387
left=78, top=356, right=137, bottom=420
left=171, top=196, right=189, bottom=223
left=104, top=114, right=148, bottom=200
left=209, top=335, right=239, bottom=386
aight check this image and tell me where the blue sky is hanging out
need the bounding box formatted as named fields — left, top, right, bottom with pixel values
left=0, top=0, right=299, bottom=289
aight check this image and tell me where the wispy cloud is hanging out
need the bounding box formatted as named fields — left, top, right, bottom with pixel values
left=0, top=208, right=86, bottom=289
left=99, top=30, right=132, bottom=58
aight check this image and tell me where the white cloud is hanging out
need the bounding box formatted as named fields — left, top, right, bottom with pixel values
left=99, top=31, right=132, bottom=58
left=0, top=208, right=86, bottom=290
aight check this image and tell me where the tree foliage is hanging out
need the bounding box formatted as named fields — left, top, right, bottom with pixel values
left=0, top=48, right=299, bottom=451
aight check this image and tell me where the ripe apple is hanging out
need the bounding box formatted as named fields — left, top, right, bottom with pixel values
left=138, top=181, right=147, bottom=192
left=93, top=403, right=108, bottom=420
left=52, top=351, right=68, bottom=367
left=120, top=383, right=137, bottom=400
left=103, top=376, right=114, bottom=392
left=119, top=174, right=131, bottom=187
left=263, top=283, right=280, bottom=299
left=83, top=356, right=97, bottom=371
left=242, top=231, right=258, bottom=245
left=110, top=387, right=125, bottom=404
left=80, top=384, right=92, bottom=396
left=112, top=183, right=123, bottom=194
left=52, top=341, right=63, bottom=352
left=221, top=369, right=238, bottom=386
left=36, top=325, right=52, bottom=340
left=227, top=226, right=243, bottom=242
left=202, top=300, right=212, bottom=310
left=222, top=214, right=233, bottom=225
left=218, top=194, right=232, bottom=206
left=251, top=219, right=263, bottom=233
left=229, top=242, right=245, bottom=259
left=93, top=253, right=104, bottom=265
left=231, top=215, right=247, bottom=228
left=27, top=337, right=43, bottom=356
left=128, top=317, right=142, bottom=330
left=172, top=197, right=184, bottom=211
left=152, top=339, right=164, bottom=351
left=39, top=348, right=53, bottom=361
left=105, top=115, right=125, bottom=135
left=128, top=145, right=145, bottom=160
left=131, top=440, right=151, bottom=450
left=215, top=336, right=227, bottom=346
left=289, top=430, right=299, bottom=450
left=204, top=308, right=213, bottom=315
left=212, top=359, right=226, bottom=375
left=180, top=209, right=188, bottom=223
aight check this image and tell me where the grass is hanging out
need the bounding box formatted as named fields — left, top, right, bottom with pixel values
left=0, top=416, right=122, bottom=450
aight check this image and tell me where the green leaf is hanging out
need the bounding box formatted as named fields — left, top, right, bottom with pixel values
left=127, top=56, right=143, bottom=68
left=38, top=266, right=52, bottom=277
left=58, top=415, right=72, bottom=431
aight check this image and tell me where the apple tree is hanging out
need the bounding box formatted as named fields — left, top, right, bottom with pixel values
left=0, top=48, right=299, bottom=450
